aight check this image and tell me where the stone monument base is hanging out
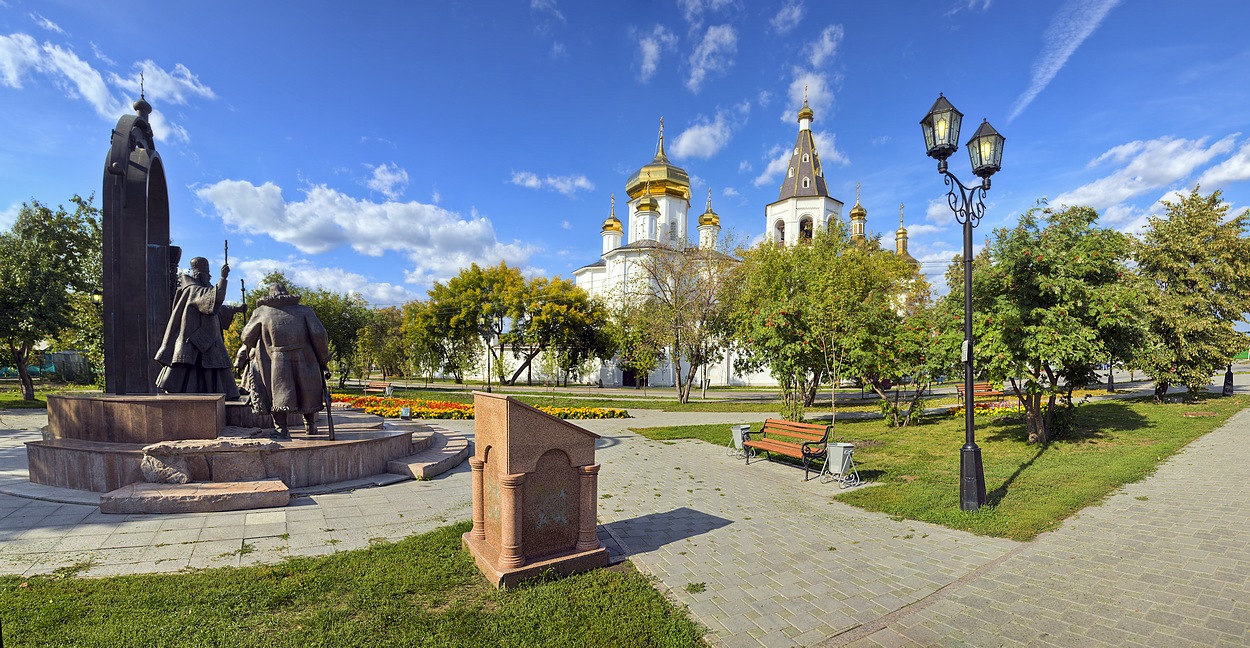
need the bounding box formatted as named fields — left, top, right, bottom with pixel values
left=100, top=478, right=289, bottom=514
left=461, top=532, right=608, bottom=589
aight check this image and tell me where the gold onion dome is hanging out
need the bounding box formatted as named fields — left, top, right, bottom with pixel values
left=625, top=117, right=690, bottom=200
left=850, top=199, right=866, bottom=219
left=637, top=192, right=659, bottom=212
left=602, top=195, right=622, bottom=233
left=797, top=99, right=814, bottom=122
left=698, top=189, right=719, bottom=227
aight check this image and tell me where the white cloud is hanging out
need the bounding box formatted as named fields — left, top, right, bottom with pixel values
left=1196, top=138, right=1250, bottom=189
left=110, top=61, right=215, bottom=105
left=737, top=159, right=752, bottom=173
left=637, top=25, right=677, bottom=83
left=757, top=90, right=771, bottom=107
left=530, top=0, right=565, bottom=23
left=0, top=202, right=19, bottom=230
left=510, top=171, right=594, bottom=196
left=678, top=0, right=734, bottom=28
left=926, top=198, right=951, bottom=223
left=1053, top=135, right=1236, bottom=209
left=365, top=163, right=409, bottom=200
left=561, top=220, right=572, bottom=230
left=687, top=24, right=736, bottom=93
left=811, top=130, right=849, bottom=166
left=753, top=145, right=790, bottom=187
left=1008, top=0, right=1121, bottom=122
left=236, top=258, right=417, bottom=306
left=783, top=70, right=833, bottom=122
left=770, top=2, right=804, bottom=34
left=723, top=187, right=740, bottom=197
left=672, top=110, right=736, bottom=159
left=89, top=41, right=115, bottom=66
left=195, top=180, right=535, bottom=286
left=0, top=34, right=207, bottom=142
left=29, top=13, right=65, bottom=35
left=946, top=0, right=993, bottom=15
left=805, top=25, right=843, bottom=68
left=906, top=223, right=943, bottom=236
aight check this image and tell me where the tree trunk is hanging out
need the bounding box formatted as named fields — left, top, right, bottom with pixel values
left=11, top=343, right=35, bottom=401
left=1025, top=392, right=1049, bottom=444
left=1153, top=382, right=1169, bottom=403
left=1107, top=358, right=1116, bottom=393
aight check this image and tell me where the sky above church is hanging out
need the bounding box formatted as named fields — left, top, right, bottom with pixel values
left=3, top=1, right=1249, bottom=305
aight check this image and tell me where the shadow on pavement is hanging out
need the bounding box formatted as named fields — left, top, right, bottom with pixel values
left=603, top=506, right=732, bottom=555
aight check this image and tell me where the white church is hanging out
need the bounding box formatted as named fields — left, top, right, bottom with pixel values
left=572, top=98, right=917, bottom=388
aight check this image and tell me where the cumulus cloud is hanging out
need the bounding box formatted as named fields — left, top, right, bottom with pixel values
left=926, top=198, right=952, bottom=223
left=1196, top=138, right=1250, bottom=188
left=110, top=61, right=216, bottom=105
left=510, top=171, right=594, bottom=196
left=672, top=102, right=748, bottom=159
left=1052, top=135, right=1236, bottom=209
left=805, top=25, right=843, bottom=68
left=637, top=25, right=677, bottom=83
left=723, top=187, right=740, bottom=197
left=770, top=2, right=804, bottom=34
left=1008, top=0, right=1121, bottom=122
left=753, top=145, right=790, bottom=188
left=195, top=180, right=536, bottom=286
left=365, top=163, right=409, bottom=200
left=0, top=202, right=19, bottom=230
left=905, top=223, right=943, bottom=236
left=0, top=33, right=209, bottom=142
left=783, top=70, right=834, bottom=122
left=811, top=131, right=849, bottom=166
left=686, top=24, right=736, bottom=93
left=29, top=13, right=65, bottom=35
left=236, top=257, right=417, bottom=306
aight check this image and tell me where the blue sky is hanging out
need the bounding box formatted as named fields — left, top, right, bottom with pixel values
left=3, top=1, right=1249, bottom=305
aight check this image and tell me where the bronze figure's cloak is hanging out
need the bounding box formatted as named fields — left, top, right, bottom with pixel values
left=154, top=273, right=239, bottom=399
left=240, top=293, right=331, bottom=415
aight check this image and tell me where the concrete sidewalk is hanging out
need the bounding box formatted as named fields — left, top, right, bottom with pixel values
left=2, top=404, right=1248, bottom=646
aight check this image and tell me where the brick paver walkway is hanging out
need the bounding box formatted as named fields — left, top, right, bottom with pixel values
left=2, top=404, right=1249, bottom=646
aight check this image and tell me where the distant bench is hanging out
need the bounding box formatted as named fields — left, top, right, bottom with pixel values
left=364, top=381, right=393, bottom=396
left=742, top=418, right=831, bottom=481
left=955, top=381, right=1004, bottom=403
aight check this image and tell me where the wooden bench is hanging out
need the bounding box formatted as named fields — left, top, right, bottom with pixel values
left=955, top=381, right=1004, bottom=403
left=364, top=381, right=393, bottom=396
left=742, top=418, right=832, bottom=481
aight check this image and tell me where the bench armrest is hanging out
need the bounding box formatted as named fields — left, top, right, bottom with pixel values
left=801, top=440, right=826, bottom=456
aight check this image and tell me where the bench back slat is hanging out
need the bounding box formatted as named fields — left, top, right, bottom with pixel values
left=760, top=419, right=829, bottom=443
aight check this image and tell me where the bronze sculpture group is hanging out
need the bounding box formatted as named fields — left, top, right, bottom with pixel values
left=153, top=255, right=333, bottom=440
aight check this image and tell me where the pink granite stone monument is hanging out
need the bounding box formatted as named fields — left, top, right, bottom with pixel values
left=463, top=392, right=607, bottom=588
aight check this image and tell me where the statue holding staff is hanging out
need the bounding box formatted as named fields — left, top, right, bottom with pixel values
left=154, top=255, right=240, bottom=399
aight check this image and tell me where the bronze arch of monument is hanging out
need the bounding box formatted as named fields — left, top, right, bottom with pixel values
left=102, top=101, right=177, bottom=395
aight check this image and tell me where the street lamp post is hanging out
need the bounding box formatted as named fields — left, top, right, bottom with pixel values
left=920, top=93, right=1005, bottom=512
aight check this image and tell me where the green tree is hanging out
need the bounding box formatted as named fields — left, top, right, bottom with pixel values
left=629, top=238, right=737, bottom=404
left=1133, top=187, right=1250, bottom=401
left=605, top=299, right=662, bottom=394
left=958, top=204, right=1141, bottom=444
left=48, top=197, right=105, bottom=385
left=0, top=196, right=99, bottom=399
left=507, top=277, right=614, bottom=385
left=358, top=306, right=405, bottom=379
left=431, top=262, right=526, bottom=388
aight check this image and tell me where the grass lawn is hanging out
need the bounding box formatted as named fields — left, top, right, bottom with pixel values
left=0, top=381, right=97, bottom=409
left=369, top=386, right=882, bottom=415
left=0, top=522, right=706, bottom=648
left=631, top=395, right=1249, bottom=541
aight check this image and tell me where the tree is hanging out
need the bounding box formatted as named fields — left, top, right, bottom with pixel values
left=959, top=204, right=1141, bottom=444
left=358, top=306, right=406, bottom=379
left=401, top=297, right=479, bottom=384
left=733, top=223, right=925, bottom=423
left=506, top=277, right=614, bottom=385
left=431, top=262, right=526, bottom=387
left=1133, top=187, right=1250, bottom=401
left=605, top=299, right=662, bottom=394
left=0, top=196, right=99, bottom=400
left=48, top=197, right=105, bottom=385
left=629, top=238, right=737, bottom=404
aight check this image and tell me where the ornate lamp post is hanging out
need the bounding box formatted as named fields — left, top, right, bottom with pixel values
left=920, top=93, right=1005, bottom=512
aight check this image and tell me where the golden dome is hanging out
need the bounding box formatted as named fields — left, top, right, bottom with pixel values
left=797, top=101, right=814, bottom=122
left=850, top=201, right=866, bottom=219
left=698, top=188, right=719, bottom=227
left=602, top=194, right=623, bottom=233
left=625, top=117, right=690, bottom=200
left=637, top=194, right=659, bottom=212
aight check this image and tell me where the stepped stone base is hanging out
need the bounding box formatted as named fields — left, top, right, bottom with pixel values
left=462, top=532, right=607, bottom=588
left=100, top=479, right=289, bottom=514
left=387, top=432, right=470, bottom=480
left=46, top=393, right=224, bottom=443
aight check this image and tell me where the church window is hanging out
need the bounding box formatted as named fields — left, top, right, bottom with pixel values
left=774, top=220, right=785, bottom=245
left=802, top=177, right=810, bottom=188
left=788, top=167, right=794, bottom=178
left=799, top=217, right=813, bottom=242
left=802, top=153, right=809, bottom=163
left=668, top=223, right=677, bottom=240
left=794, top=147, right=799, bottom=155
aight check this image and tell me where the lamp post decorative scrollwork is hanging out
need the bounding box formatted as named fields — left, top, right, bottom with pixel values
left=920, top=94, right=1005, bottom=512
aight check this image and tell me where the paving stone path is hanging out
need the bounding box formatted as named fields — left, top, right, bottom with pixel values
left=2, top=405, right=1249, bottom=646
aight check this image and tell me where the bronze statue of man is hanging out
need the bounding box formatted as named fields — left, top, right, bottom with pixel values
left=237, top=282, right=332, bottom=439
left=154, top=256, right=240, bottom=399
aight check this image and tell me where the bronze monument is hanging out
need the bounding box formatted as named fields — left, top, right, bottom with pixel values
left=153, top=256, right=240, bottom=399
left=237, top=283, right=333, bottom=439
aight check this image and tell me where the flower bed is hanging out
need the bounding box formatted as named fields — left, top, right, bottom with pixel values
left=330, top=394, right=629, bottom=420
left=948, top=401, right=1024, bottom=418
